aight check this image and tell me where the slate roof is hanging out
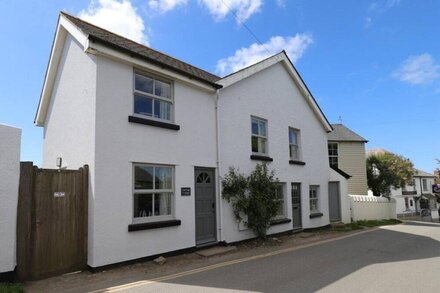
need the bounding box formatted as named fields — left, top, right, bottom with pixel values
left=414, top=168, right=436, bottom=178
left=61, top=12, right=221, bottom=88
left=327, top=124, right=368, bottom=142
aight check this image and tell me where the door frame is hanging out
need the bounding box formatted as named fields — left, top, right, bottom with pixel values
left=328, top=181, right=341, bottom=222
left=194, top=167, right=217, bottom=247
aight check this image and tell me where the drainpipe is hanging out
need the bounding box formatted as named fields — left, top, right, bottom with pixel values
left=215, top=89, right=223, bottom=242
left=419, top=177, right=423, bottom=213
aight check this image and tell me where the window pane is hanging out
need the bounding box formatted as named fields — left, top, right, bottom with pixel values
left=134, top=193, right=153, bottom=217
left=155, top=167, right=172, bottom=190
left=276, top=185, right=284, bottom=216
left=259, top=121, right=267, bottom=137
left=290, top=145, right=298, bottom=160
left=251, top=136, right=259, bottom=152
left=251, top=119, right=259, bottom=135
left=258, top=137, right=267, bottom=154
left=154, top=193, right=172, bottom=216
left=289, top=129, right=297, bottom=144
left=155, top=80, right=171, bottom=99
left=135, top=74, right=153, bottom=94
left=134, top=94, right=153, bottom=116
left=310, top=199, right=318, bottom=212
left=154, top=100, right=171, bottom=121
left=134, top=165, right=154, bottom=189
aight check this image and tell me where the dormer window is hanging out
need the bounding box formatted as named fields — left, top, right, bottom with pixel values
left=134, top=72, right=173, bottom=122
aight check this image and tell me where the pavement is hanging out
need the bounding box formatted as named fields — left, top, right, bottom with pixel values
left=25, top=221, right=440, bottom=292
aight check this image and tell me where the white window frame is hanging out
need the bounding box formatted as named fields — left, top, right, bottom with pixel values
left=132, top=163, right=174, bottom=223
left=309, top=185, right=320, bottom=213
left=274, top=183, right=287, bottom=219
left=251, top=116, right=268, bottom=155
left=288, top=127, right=301, bottom=160
left=328, top=143, right=339, bottom=167
left=422, top=179, right=428, bottom=192
left=404, top=197, right=409, bottom=210
left=133, top=71, right=174, bottom=123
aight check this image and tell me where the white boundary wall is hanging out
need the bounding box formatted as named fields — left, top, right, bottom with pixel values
left=349, top=195, right=396, bottom=221
left=0, top=124, right=21, bottom=273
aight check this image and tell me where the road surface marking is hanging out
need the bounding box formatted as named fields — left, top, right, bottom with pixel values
left=92, top=228, right=378, bottom=292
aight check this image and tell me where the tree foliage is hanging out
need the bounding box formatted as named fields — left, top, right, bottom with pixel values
left=222, top=163, right=280, bottom=239
left=367, top=152, right=414, bottom=196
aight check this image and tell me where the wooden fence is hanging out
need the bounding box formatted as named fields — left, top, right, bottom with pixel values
left=16, top=162, right=88, bottom=281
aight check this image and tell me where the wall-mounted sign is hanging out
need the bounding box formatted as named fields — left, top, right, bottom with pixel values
left=402, top=191, right=417, bottom=195
left=433, top=184, right=440, bottom=194
left=181, top=187, right=191, bottom=196
left=54, top=192, right=65, bottom=197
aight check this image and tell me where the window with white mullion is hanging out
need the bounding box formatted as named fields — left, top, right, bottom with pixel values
left=251, top=116, right=268, bottom=155
left=289, top=128, right=300, bottom=160
left=309, top=185, right=320, bottom=213
left=133, top=164, right=173, bottom=221
left=134, top=72, right=173, bottom=122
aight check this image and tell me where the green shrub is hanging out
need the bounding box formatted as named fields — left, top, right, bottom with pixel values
left=222, top=163, right=280, bottom=239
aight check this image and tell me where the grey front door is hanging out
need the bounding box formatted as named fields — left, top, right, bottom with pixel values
left=195, top=168, right=216, bottom=246
left=291, top=183, right=302, bottom=229
left=329, top=182, right=341, bottom=222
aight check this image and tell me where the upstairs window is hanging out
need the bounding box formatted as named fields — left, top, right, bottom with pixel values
left=422, top=179, right=428, bottom=191
left=251, top=117, right=268, bottom=155
left=134, top=73, right=173, bottom=122
left=328, top=143, right=339, bottom=168
left=289, top=128, right=300, bottom=160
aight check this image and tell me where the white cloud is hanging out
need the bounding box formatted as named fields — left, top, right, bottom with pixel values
left=393, top=54, right=440, bottom=85
left=216, top=34, right=313, bottom=75
left=364, top=17, right=372, bottom=28
left=276, top=0, right=285, bottom=8
left=198, top=0, right=263, bottom=23
left=79, top=0, right=149, bottom=45
left=369, top=0, right=401, bottom=12
left=148, top=0, right=188, bottom=13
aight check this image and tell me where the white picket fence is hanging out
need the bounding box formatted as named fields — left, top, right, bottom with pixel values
left=349, top=195, right=397, bottom=221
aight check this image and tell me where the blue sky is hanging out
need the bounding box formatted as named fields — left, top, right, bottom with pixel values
left=1, top=0, right=439, bottom=172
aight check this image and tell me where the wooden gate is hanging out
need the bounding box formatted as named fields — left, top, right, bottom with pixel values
left=16, top=162, right=88, bottom=280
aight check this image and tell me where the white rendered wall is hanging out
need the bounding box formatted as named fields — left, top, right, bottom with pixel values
left=42, top=34, right=97, bottom=265
left=329, top=169, right=350, bottom=224
left=0, top=124, right=21, bottom=273
left=349, top=195, right=397, bottom=221
left=91, top=55, right=218, bottom=267
left=218, top=62, right=331, bottom=243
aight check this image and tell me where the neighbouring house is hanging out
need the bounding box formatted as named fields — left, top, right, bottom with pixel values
left=389, top=169, right=437, bottom=218
left=35, top=12, right=347, bottom=269
left=327, top=124, right=368, bottom=195
left=0, top=124, right=21, bottom=281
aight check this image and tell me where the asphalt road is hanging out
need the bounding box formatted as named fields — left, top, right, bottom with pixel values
left=109, top=221, right=440, bottom=293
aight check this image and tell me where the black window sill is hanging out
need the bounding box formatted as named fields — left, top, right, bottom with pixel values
left=309, top=213, right=323, bottom=219
left=250, top=155, right=273, bottom=162
left=289, top=160, right=306, bottom=166
left=128, top=219, right=181, bottom=232
left=270, top=218, right=292, bottom=226
left=128, top=116, right=180, bottom=131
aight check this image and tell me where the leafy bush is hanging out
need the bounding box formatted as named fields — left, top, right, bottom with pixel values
left=222, top=163, right=280, bottom=239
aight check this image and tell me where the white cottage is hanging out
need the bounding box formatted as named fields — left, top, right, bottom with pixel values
left=35, top=12, right=346, bottom=269
left=390, top=169, right=437, bottom=218
left=0, top=124, right=21, bottom=280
